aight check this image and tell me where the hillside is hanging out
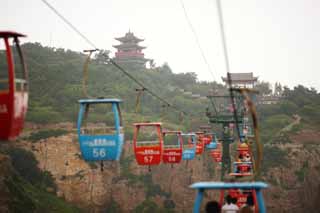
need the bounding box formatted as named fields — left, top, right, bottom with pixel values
left=1, top=43, right=320, bottom=212
left=22, top=42, right=224, bottom=129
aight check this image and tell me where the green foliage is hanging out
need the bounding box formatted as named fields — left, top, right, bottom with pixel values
left=104, top=198, right=122, bottom=213
left=163, top=199, right=176, bottom=209
left=295, top=161, right=309, bottom=182
left=27, top=129, right=69, bottom=142
left=6, top=148, right=57, bottom=191
left=133, top=199, right=159, bottom=213
left=27, top=106, right=64, bottom=124
left=133, top=199, right=175, bottom=213
left=262, top=146, right=289, bottom=173
left=141, top=174, right=170, bottom=198
left=120, top=156, right=170, bottom=199
left=10, top=42, right=218, bottom=126
left=260, top=115, right=292, bottom=143
left=6, top=172, right=81, bottom=213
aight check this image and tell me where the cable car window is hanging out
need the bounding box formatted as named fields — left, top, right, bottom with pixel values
left=163, top=134, right=180, bottom=148
left=136, top=126, right=161, bottom=147
left=181, top=134, right=194, bottom=148
left=81, top=103, right=116, bottom=135
left=11, top=37, right=27, bottom=92
left=0, top=40, right=8, bottom=91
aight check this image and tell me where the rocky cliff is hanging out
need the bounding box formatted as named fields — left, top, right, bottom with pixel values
left=3, top=122, right=320, bottom=212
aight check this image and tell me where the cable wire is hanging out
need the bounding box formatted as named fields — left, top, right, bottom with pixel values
left=41, top=0, right=98, bottom=49
left=178, top=0, right=217, bottom=83
left=215, top=0, right=241, bottom=139
left=41, top=0, right=190, bottom=117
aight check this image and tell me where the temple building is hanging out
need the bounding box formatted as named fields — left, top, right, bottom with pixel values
left=221, top=72, right=258, bottom=88
left=113, top=31, right=148, bottom=69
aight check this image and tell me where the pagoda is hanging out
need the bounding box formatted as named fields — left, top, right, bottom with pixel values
left=221, top=72, right=258, bottom=88
left=113, top=31, right=148, bottom=68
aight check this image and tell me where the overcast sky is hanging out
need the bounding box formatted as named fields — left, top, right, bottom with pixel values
left=2, top=0, right=320, bottom=90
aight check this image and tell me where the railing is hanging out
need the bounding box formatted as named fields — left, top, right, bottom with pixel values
left=164, top=144, right=180, bottom=148
left=80, top=127, right=123, bottom=135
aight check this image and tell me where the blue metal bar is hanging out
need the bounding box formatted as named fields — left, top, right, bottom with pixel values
left=193, top=189, right=204, bottom=213
left=112, top=103, right=120, bottom=134
left=77, top=103, right=85, bottom=136
left=256, top=189, right=266, bottom=213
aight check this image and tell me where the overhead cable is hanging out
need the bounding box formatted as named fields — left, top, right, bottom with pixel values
left=41, top=0, right=189, bottom=116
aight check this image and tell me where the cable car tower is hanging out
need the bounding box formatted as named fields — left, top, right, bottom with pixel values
left=206, top=92, right=245, bottom=181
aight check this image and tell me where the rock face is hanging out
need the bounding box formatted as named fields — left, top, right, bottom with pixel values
left=15, top=123, right=320, bottom=212
left=263, top=129, right=320, bottom=213
left=0, top=154, right=12, bottom=213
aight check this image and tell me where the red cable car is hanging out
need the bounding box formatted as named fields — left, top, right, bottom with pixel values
left=230, top=143, right=253, bottom=177
left=202, top=133, right=212, bottom=145
left=210, top=142, right=222, bottom=162
left=162, top=130, right=183, bottom=164
left=0, top=32, right=28, bottom=140
left=195, top=131, right=205, bottom=155
left=133, top=122, right=163, bottom=165
left=226, top=189, right=258, bottom=211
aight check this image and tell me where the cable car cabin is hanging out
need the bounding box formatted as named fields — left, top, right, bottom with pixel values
left=195, top=132, right=205, bottom=155
left=202, top=133, right=212, bottom=146
left=230, top=143, right=253, bottom=176
left=0, top=32, right=28, bottom=140
left=228, top=189, right=256, bottom=208
left=205, top=133, right=218, bottom=149
left=181, top=133, right=196, bottom=160
left=210, top=142, right=222, bottom=162
left=162, top=130, right=183, bottom=164
left=229, top=162, right=253, bottom=177
left=133, top=122, right=163, bottom=165
left=190, top=181, right=268, bottom=213
left=237, top=142, right=250, bottom=156
left=77, top=99, right=124, bottom=161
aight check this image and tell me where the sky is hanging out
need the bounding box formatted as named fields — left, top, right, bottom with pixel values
left=1, top=0, right=320, bottom=90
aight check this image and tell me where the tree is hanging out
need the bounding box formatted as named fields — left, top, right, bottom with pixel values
left=255, top=81, right=272, bottom=96
left=94, top=49, right=110, bottom=64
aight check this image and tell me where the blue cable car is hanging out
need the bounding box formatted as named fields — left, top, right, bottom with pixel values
left=77, top=99, right=124, bottom=161
left=205, top=133, right=218, bottom=149
left=191, top=181, right=268, bottom=213
left=181, top=133, right=196, bottom=160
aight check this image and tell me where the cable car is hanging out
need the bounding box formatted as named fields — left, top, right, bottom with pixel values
left=228, top=188, right=256, bottom=208
left=162, top=130, right=183, bottom=164
left=181, top=133, right=196, bottom=161
left=133, top=122, right=163, bottom=165
left=202, top=133, right=212, bottom=146
left=210, top=142, right=222, bottom=162
left=0, top=31, right=28, bottom=140
left=190, top=181, right=268, bottom=213
left=77, top=99, right=124, bottom=161
left=230, top=143, right=253, bottom=177
left=195, top=131, right=205, bottom=155
left=205, top=133, right=218, bottom=149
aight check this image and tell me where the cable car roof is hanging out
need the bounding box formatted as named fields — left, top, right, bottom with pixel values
left=133, top=122, right=162, bottom=126
left=190, top=182, right=268, bottom=190
left=78, top=98, right=122, bottom=104
left=0, top=31, right=26, bottom=38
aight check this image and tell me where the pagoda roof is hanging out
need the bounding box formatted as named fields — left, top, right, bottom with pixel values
left=221, top=72, right=258, bottom=82
left=115, top=31, right=144, bottom=43
left=113, top=43, right=146, bottom=50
